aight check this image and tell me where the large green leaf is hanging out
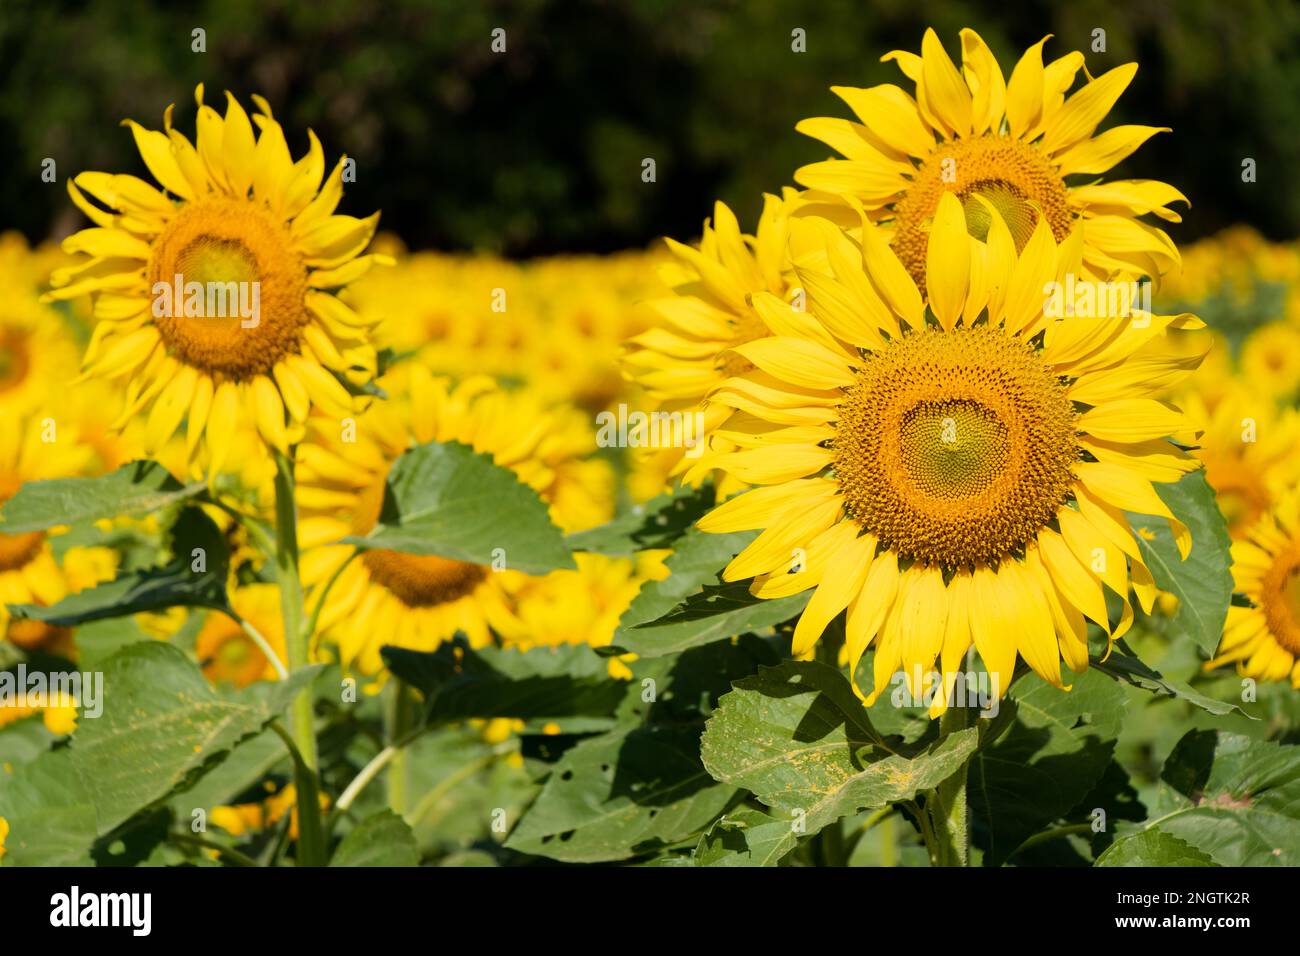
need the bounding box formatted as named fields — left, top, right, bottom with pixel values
left=381, top=640, right=625, bottom=723
left=700, top=661, right=977, bottom=839
left=969, top=668, right=1128, bottom=866
left=1096, top=829, right=1218, bottom=867
left=610, top=526, right=809, bottom=658
left=1127, top=470, right=1232, bottom=656
left=566, top=483, right=715, bottom=555
left=0, top=748, right=97, bottom=866
left=68, top=642, right=320, bottom=835
left=6, top=508, right=230, bottom=625
left=330, top=810, right=419, bottom=867
left=1105, top=730, right=1300, bottom=866
left=341, top=440, right=573, bottom=574
left=505, top=724, right=737, bottom=863
left=0, top=460, right=203, bottom=533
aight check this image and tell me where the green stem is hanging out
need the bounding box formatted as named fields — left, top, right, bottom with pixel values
left=271, top=450, right=324, bottom=866
left=878, top=811, right=898, bottom=867
left=924, top=704, right=972, bottom=867
left=385, top=680, right=414, bottom=816
left=269, top=720, right=326, bottom=867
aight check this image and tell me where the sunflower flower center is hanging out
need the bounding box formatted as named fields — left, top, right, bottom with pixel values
left=351, top=475, right=487, bottom=608
left=147, top=197, right=308, bottom=381
left=834, top=326, right=1079, bottom=568
left=891, top=135, right=1073, bottom=289
left=1260, top=546, right=1300, bottom=655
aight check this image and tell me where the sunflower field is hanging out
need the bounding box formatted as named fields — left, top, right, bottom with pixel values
left=2, top=1, right=1300, bottom=891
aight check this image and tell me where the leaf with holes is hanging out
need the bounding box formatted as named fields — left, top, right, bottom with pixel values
left=700, top=661, right=977, bottom=840
left=68, top=642, right=320, bottom=835
left=505, top=724, right=737, bottom=863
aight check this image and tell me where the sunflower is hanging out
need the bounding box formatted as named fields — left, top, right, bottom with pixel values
left=1207, top=490, right=1300, bottom=688
left=194, top=583, right=287, bottom=688
left=43, top=85, right=385, bottom=472
left=298, top=364, right=615, bottom=673
left=0, top=233, right=83, bottom=418
left=1178, top=385, right=1300, bottom=537
left=795, top=28, right=1184, bottom=291
left=693, top=203, right=1204, bottom=715
left=1, top=413, right=118, bottom=658
left=623, top=194, right=803, bottom=489
left=1239, top=322, right=1300, bottom=403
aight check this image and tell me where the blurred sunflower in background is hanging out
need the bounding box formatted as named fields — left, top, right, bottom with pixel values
left=1177, top=386, right=1300, bottom=538
left=297, top=363, right=616, bottom=673
left=43, top=85, right=386, bottom=472
left=796, top=27, right=1184, bottom=288
left=0, top=412, right=118, bottom=659
left=694, top=198, right=1204, bottom=715
left=194, top=583, right=287, bottom=688
left=1208, top=489, right=1300, bottom=688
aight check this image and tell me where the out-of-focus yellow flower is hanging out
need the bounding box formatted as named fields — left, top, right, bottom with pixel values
left=211, top=782, right=328, bottom=841
left=1208, top=489, right=1300, bottom=687
left=1239, top=322, right=1300, bottom=403
left=194, top=583, right=287, bottom=687
left=1, top=412, right=118, bottom=658
left=0, top=689, right=80, bottom=735
left=1178, top=384, right=1300, bottom=537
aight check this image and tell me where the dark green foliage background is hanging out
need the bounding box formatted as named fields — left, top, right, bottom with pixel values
left=2, top=0, right=1298, bottom=255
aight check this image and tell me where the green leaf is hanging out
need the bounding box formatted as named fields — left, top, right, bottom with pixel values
left=611, top=526, right=809, bottom=657
left=381, top=639, right=626, bottom=723
left=505, top=724, right=738, bottom=863
left=1096, top=829, right=1219, bottom=867
left=1127, top=470, right=1232, bottom=656
left=970, top=668, right=1128, bottom=866
left=0, top=460, right=203, bottom=533
left=330, top=809, right=419, bottom=867
left=341, top=440, right=573, bottom=574
left=1091, top=640, right=1248, bottom=717
left=699, top=661, right=977, bottom=839
left=68, top=642, right=319, bottom=835
left=6, top=508, right=231, bottom=625
left=0, top=748, right=97, bottom=866
left=566, top=483, right=715, bottom=555
left=692, top=805, right=799, bottom=867
left=1111, top=730, right=1300, bottom=866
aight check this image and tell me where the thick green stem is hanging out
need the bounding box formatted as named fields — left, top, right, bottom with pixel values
left=385, top=680, right=415, bottom=816
left=925, top=703, right=971, bottom=866
left=272, top=450, right=324, bottom=866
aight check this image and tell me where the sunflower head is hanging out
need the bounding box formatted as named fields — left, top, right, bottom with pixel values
left=696, top=204, right=1205, bottom=714
left=1209, top=490, right=1300, bottom=688
left=794, top=27, right=1185, bottom=291
left=44, top=85, right=388, bottom=473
